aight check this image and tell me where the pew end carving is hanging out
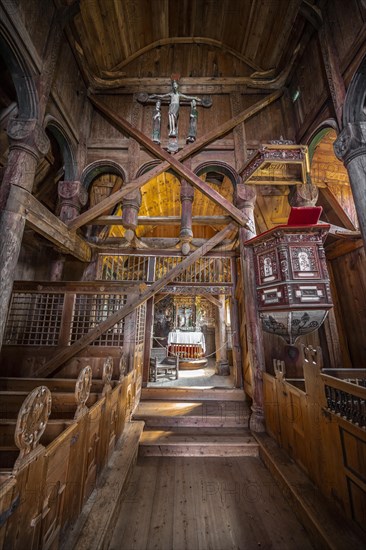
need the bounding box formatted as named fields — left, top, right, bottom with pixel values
left=102, top=356, right=113, bottom=395
left=13, top=386, right=52, bottom=472
left=74, top=367, right=92, bottom=420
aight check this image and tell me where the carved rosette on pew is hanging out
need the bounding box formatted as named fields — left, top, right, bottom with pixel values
left=102, top=356, right=113, bottom=395
left=74, top=366, right=92, bottom=420
left=14, top=386, right=52, bottom=470
left=245, top=208, right=333, bottom=347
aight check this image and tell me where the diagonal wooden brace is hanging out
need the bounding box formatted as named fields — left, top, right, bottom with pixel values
left=35, top=223, right=236, bottom=377
left=69, top=90, right=283, bottom=230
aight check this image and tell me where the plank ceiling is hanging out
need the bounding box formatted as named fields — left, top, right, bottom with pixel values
left=72, top=0, right=304, bottom=78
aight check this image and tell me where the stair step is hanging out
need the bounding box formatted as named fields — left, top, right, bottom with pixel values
left=141, top=387, right=246, bottom=402
left=139, top=428, right=258, bottom=457
left=133, top=400, right=250, bottom=428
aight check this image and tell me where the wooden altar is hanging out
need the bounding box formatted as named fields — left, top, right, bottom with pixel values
left=167, top=330, right=207, bottom=369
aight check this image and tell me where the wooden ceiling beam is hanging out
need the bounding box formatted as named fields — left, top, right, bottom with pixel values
left=90, top=215, right=232, bottom=226
left=69, top=89, right=283, bottom=230
left=35, top=223, right=235, bottom=377
left=108, top=37, right=263, bottom=73
left=6, top=185, right=92, bottom=262
left=199, top=292, right=223, bottom=309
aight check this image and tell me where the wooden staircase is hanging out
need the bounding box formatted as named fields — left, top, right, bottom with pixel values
left=134, top=388, right=258, bottom=458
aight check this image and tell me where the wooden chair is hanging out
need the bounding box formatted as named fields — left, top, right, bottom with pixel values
left=149, top=347, right=179, bottom=382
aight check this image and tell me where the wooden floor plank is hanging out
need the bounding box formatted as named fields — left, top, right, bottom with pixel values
left=107, top=456, right=315, bottom=550
left=108, top=457, right=158, bottom=550
left=255, top=433, right=366, bottom=550
left=147, top=457, right=175, bottom=550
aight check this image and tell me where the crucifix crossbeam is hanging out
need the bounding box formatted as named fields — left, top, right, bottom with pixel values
left=68, top=89, right=283, bottom=231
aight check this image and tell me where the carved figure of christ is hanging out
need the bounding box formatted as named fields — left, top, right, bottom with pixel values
left=149, top=80, right=203, bottom=137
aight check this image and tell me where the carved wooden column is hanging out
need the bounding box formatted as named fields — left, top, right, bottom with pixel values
left=288, top=180, right=318, bottom=208
left=235, top=183, right=265, bottom=432
left=334, top=123, right=366, bottom=249
left=180, top=178, right=194, bottom=253
left=58, top=180, right=88, bottom=224
left=50, top=254, right=66, bottom=282
left=142, top=297, right=154, bottom=387
left=215, top=294, right=230, bottom=375
left=0, top=118, right=49, bottom=350
left=180, top=157, right=194, bottom=255
left=50, top=181, right=88, bottom=281
left=122, top=190, right=142, bottom=239
left=123, top=97, right=143, bottom=243
left=230, top=259, right=243, bottom=388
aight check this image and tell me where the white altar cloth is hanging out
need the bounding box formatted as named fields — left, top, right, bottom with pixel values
left=168, top=331, right=206, bottom=353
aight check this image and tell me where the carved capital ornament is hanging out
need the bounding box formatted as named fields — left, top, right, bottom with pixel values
left=7, top=117, right=50, bottom=159
left=334, top=122, right=366, bottom=164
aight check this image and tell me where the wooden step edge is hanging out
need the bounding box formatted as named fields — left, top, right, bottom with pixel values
left=60, top=420, right=144, bottom=550
left=139, top=438, right=259, bottom=447
left=255, top=432, right=366, bottom=550
left=141, top=388, right=246, bottom=401
left=135, top=417, right=249, bottom=428
left=138, top=445, right=259, bottom=458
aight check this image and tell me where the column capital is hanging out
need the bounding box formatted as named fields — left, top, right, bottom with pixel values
left=288, top=182, right=319, bottom=207
left=7, top=117, right=50, bottom=160
left=58, top=181, right=88, bottom=223
left=334, top=122, right=366, bottom=164
left=122, top=189, right=142, bottom=209
left=180, top=179, right=194, bottom=201
left=234, top=183, right=256, bottom=210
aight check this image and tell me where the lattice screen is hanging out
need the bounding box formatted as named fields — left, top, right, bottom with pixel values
left=155, top=256, right=232, bottom=283
left=100, top=255, right=149, bottom=281
left=135, top=303, right=146, bottom=345
left=70, top=294, right=127, bottom=346
left=5, top=292, right=64, bottom=346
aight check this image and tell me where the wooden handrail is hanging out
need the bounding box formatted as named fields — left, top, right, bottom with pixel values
left=320, top=373, right=366, bottom=400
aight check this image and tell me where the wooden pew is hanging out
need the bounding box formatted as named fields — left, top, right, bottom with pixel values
left=0, top=362, right=136, bottom=550
left=0, top=377, right=109, bottom=394
left=0, top=391, right=100, bottom=420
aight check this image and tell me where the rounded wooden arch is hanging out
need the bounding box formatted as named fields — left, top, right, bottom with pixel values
left=307, top=120, right=338, bottom=162
left=44, top=117, right=77, bottom=180
left=194, top=161, right=241, bottom=188
left=342, top=54, right=366, bottom=125
left=0, top=22, right=39, bottom=119
left=81, top=160, right=127, bottom=189
left=135, top=160, right=177, bottom=179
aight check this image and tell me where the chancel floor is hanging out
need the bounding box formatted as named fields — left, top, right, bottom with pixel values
left=108, top=455, right=315, bottom=550
left=147, top=358, right=236, bottom=389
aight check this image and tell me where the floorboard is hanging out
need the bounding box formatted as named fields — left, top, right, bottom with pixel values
left=108, top=456, right=315, bottom=550
left=147, top=359, right=235, bottom=389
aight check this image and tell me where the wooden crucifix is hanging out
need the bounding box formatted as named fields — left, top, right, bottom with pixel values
left=136, top=75, right=212, bottom=152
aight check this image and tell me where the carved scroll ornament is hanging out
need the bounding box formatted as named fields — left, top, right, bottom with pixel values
left=14, top=386, right=52, bottom=470
left=74, top=366, right=92, bottom=420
